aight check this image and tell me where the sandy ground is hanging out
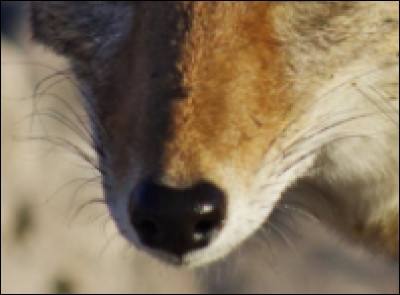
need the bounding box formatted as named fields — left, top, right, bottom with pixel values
left=1, top=36, right=399, bottom=294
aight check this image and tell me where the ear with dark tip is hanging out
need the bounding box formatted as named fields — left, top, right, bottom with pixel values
left=30, top=1, right=134, bottom=61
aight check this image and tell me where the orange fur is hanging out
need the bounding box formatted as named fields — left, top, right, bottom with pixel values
left=163, top=2, right=294, bottom=189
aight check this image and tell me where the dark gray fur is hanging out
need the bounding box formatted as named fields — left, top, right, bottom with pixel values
left=31, top=1, right=134, bottom=62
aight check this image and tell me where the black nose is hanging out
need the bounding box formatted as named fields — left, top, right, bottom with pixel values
left=129, top=178, right=226, bottom=257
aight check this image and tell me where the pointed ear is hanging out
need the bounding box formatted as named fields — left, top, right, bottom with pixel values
left=30, top=1, right=134, bottom=61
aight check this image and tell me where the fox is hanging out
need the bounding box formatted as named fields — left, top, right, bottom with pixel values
left=30, top=1, right=398, bottom=267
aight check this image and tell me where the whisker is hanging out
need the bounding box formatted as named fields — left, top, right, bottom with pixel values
left=279, top=134, right=372, bottom=176
left=266, top=221, right=301, bottom=260
left=25, top=135, right=102, bottom=173
left=68, top=177, right=102, bottom=212
left=34, top=108, right=93, bottom=148
left=277, top=203, right=320, bottom=224
left=36, top=89, right=93, bottom=137
left=34, top=177, right=99, bottom=207
left=361, top=85, right=399, bottom=124
left=282, top=112, right=382, bottom=158
left=71, top=198, right=107, bottom=223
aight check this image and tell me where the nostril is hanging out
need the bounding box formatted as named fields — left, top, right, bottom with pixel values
left=195, top=220, right=214, bottom=234
left=193, top=219, right=218, bottom=241
left=134, top=218, right=160, bottom=238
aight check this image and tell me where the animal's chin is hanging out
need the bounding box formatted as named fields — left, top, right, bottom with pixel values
left=144, top=248, right=187, bottom=266
left=138, top=245, right=225, bottom=268
left=134, top=237, right=238, bottom=268
left=152, top=255, right=223, bottom=269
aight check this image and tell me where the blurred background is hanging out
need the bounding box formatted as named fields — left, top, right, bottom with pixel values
left=1, top=2, right=399, bottom=293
